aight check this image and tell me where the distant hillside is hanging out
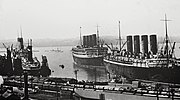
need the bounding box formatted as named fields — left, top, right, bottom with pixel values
left=32, top=38, right=79, bottom=47
left=0, top=38, right=79, bottom=48
left=0, top=35, right=180, bottom=48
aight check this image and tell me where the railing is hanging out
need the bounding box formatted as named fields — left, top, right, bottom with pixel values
left=3, top=79, right=180, bottom=99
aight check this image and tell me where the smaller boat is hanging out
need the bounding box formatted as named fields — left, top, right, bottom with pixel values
left=50, top=48, right=63, bottom=52
left=45, top=48, right=63, bottom=53
left=15, top=37, right=51, bottom=77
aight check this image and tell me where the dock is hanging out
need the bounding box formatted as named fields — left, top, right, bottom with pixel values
left=1, top=76, right=180, bottom=100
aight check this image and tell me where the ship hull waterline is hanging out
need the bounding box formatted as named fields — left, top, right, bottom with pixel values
left=72, top=53, right=104, bottom=66
left=104, top=59, right=180, bottom=84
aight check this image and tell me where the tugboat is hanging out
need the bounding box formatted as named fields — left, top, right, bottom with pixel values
left=72, top=27, right=108, bottom=66
left=104, top=15, right=180, bottom=84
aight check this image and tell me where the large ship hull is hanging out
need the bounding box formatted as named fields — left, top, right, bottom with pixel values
left=72, top=53, right=104, bottom=66
left=104, top=59, right=180, bottom=84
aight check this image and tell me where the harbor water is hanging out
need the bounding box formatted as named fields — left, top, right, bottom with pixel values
left=33, top=46, right=108, bottom=82
left=1, top=43, right=180, bottom=82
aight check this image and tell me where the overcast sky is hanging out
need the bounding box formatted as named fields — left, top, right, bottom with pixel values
left=0, top=0, right=180, bottom=40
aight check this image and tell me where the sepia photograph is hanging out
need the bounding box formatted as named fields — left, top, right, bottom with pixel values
left=0, top=0, right=180, bottom=100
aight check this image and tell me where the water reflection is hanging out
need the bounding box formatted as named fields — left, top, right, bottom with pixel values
left=73, top=63, right=108, bottom=82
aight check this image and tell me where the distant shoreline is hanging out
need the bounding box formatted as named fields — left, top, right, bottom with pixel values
left=0, top=36, right=180, bottom=48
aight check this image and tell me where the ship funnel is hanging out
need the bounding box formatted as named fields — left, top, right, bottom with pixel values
left=87, top=35, right=91, bottom=47
left=92, top=34, right=97, bottom=47
left=83, top=34, right=97, bottom=47
left=134, top=35, right=140, bottom=55
left=150, top=35, right=157, bottom=54
left=141, top=35, right=148, bottom=54
left=127, top=35, right=133, bottom=54
left=27, top=39, right=33, bottom=62
left=83, top=36, right=87, bottom=47
left=89, top=35, right=93, bottom=47
left=17, top=37, right=24, bottom=50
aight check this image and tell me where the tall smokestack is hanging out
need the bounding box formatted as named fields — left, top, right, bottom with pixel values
left=83, top=36, right=87, bottom=47
left=150, top=35, right=157, bottom=54
left=127, top=35, right=133, bottom=54
left=134, top=35, right=140, bottom=55
left=27, top=39, right=33, bottom=62
left=87, top=35, right=91, bottom=47
left=141, top=35, right=148, bottom=54
left=17, top=37, right=24, bottom=50
left=90, top=35, right=93, bottom=47
left=92, top=34, right=97, bottom=47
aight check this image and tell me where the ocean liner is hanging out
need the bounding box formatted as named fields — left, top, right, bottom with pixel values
left=104, top=16, right=180, bottom=84
left=72, top=27, right=108, bottom=66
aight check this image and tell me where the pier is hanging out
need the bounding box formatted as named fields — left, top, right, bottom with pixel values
left=1, top=76, right=180, bottom=100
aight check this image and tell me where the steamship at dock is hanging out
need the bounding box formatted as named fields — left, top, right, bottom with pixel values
left=72, top=27, right=108, bottom=66
left=0, top=32, right=51, bottom=77
left=104, top=16, right=180, bottom=84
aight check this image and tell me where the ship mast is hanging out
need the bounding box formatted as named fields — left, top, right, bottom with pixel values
left=161, top=14, right=171, bottom=66
left=118, top=21, right=121, bottom=51
left=20, top=25, right=23, bottom=38
left=96, top=25, right=100, bottom=47
left=80, top=27, right=82, bottom=46
left=17, top=30, right=19, bottom=38
left=18, top=26, right=24, bottom=50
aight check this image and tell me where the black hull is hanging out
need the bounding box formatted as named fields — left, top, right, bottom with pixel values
left=72, top=54, right=104, bottom=66
left=104, top=60, right=180, bottom=84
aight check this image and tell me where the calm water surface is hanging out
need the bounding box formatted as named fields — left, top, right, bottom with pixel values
left=33, top=46, right=108, bottom=82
